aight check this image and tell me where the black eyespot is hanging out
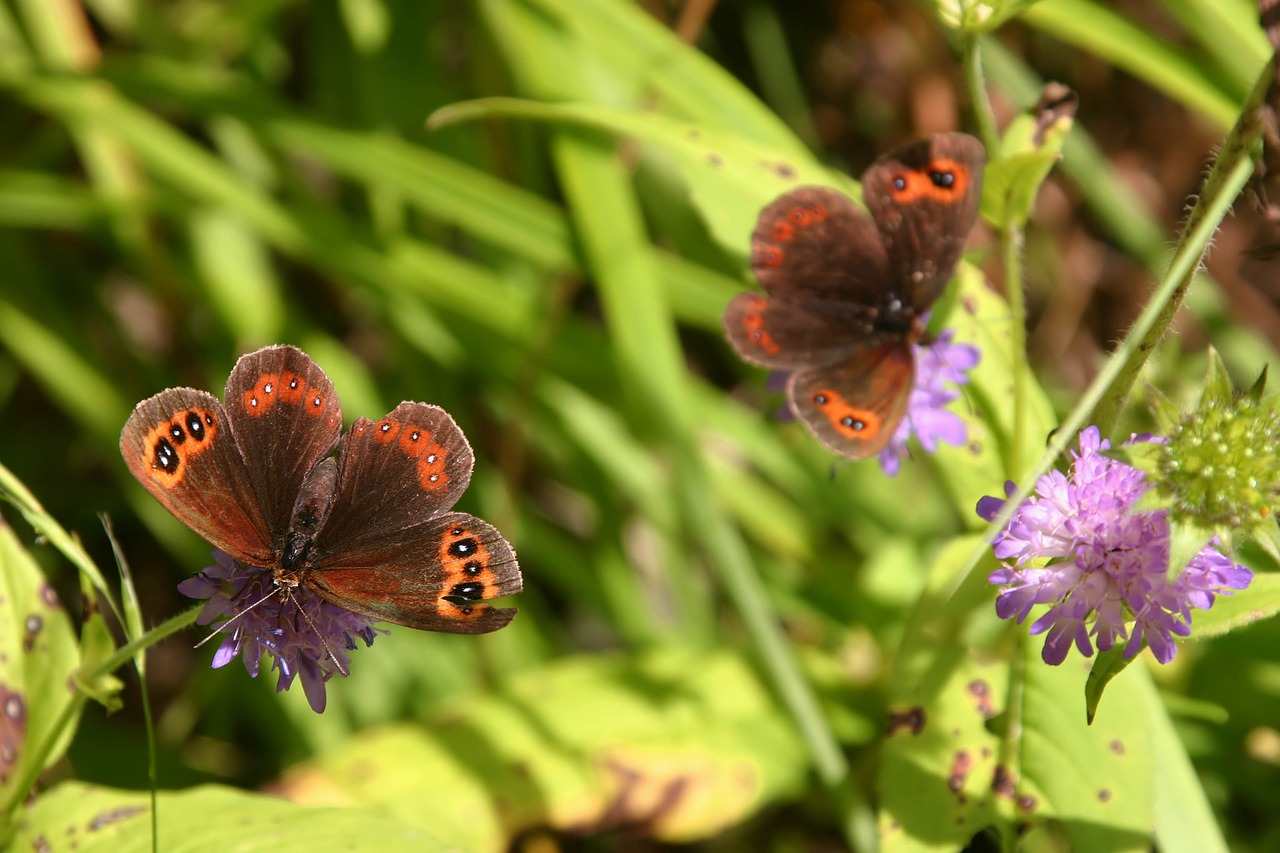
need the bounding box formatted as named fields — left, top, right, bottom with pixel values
left=893, top=176, right=907, bottom=191
left=448, top=581, right=485, bottom=601
left=450, top=526, right=465, bottom=536
left=448, top=538, right=479, bottom=558
left=168, top=422, right=186, bottom=444
left=841, top=416, right=865, bottom=432
left=154, top=437, right=178, bottom=472
left=185, top=411, right=206, bottom=441
left=930, top=170, right=955, bottom=189
left=463, top=560, right=483, bottom=575
left=813, top=393, right=829, bottom=405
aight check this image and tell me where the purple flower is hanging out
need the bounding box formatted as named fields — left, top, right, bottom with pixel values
left=179, top=551, right=382, bottom=713
left=878, top=331, right=980, bottom=476
left=978, top=427, right=1252, bottom=665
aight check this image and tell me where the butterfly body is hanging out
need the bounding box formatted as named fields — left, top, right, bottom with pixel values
left=121, top=345, right=521, bottom=633
left=723, top=133, right=985, bottom=458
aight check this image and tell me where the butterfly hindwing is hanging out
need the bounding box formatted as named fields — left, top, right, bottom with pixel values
left=307, top=402, right=518, bottom=633
left=308, top=512, right=521, bottom=633
left=723, top=291, right=870, bottom=369
left=787, top=341, right=915, bottom=459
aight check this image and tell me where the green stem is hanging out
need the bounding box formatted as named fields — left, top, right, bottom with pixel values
left=95, top=607, right=202, bottom=678
left=1088, top=54, right=1277, bottom=433
left=1, top=606, right=200, bottom=824
left=945, top=52, right=1275, bottom=607
left=962, top=30, right=999, bottom=151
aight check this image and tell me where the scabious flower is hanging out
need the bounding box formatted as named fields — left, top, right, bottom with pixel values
left=878, top=330, right=980, bottom=476
left=978, top=427, right=1252, bottom=665
left=178, top=551, right=381, bottom=713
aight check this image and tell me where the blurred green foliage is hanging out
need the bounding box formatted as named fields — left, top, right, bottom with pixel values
left=2, top=0, right=1280, bottom=850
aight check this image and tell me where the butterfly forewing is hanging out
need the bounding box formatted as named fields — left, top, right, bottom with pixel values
left=861, top=133, right=985, bottom=309
left=317, top=402, right=474, bottom=549
left=750, top=186, right=891, bottom=305
left=223, top=346, right=343, bottom=541
left=120, top=388, right=274, bottom=564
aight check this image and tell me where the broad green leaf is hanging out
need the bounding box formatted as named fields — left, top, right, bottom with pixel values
left=287, top=650, right=806, bottom=847
left=1021, top=652, right=1153, bottom=851
left=1189, top=571, right=1280, bottom=638
left=878, top=635, right=1010, bottom=850
left=880, top=535, right=1012, bottom=850
left=13, top=782, right=446, bottom=851
left=982, top=151, right=1060, bottom=229
left=518, top=0, right=807, bottom=153
left=429, top=97, right=843, bottom=259
left=0, top=520, right=81, bottom=814
left=1141, top=665, right=1231, bottom=853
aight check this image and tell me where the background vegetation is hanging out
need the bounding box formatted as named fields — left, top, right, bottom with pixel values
left=2, top=0, right=1280, bottom=850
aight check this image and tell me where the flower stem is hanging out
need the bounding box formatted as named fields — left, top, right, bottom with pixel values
left=963, top=30, right=1000, bottom=152
left=1088, top=54, right=1278, bottom=432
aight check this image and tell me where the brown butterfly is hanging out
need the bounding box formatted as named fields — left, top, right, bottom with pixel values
left=723, top=133, right=985, bottom=458
left=120, top=345, right=521, bottom=634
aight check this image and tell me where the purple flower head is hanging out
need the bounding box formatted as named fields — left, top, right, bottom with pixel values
left=179, top=551, right=382, bottom=713
left=978, top=427, right=1252, bottom=665
left=878, top=330, right=980, bottom=476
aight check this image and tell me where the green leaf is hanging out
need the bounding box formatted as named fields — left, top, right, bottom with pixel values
left=429, top=97, right=842, bottom=259
left=1144, top=381, right=1181, bottom=436
left=1021, top=645, right=1154, bottom=851
left=1199, top=346, right=1234, bottom=408
left=1084, top=645, right=1134, bottom=724
left=1167, top=518, right=1216, bottom=583
left=1246, top=364, right=1269, bottom=401
left=1139, top=666, right=1231, bottom=853
left=0, top=520, right=82, bottom=815
left=73, top=574, right=124, bottom=713
left=1190, top=571, right=1280, bottom=639
left=14, top=782, right=448, bottom=851
left=982, top=84, right=1076, bottom=228
left=982, top=151, right=1059, bottom=229
left=878, top=633, right=1009, bottom=847
left=516, top=0, right=807, bottom=153
left=1252, top=514, right=1280, bottom=564
left=293, top=650, right=806, bottom=845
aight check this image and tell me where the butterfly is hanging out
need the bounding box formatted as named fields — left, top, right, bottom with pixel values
left=722, top=132, right=985, bottom=458
left=120, top=345, right=522, bottom=634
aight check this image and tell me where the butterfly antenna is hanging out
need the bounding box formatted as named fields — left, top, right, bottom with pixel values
left=278, top=583, right=351, bottom=677
left=192, top=584, right=280, bottom=650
